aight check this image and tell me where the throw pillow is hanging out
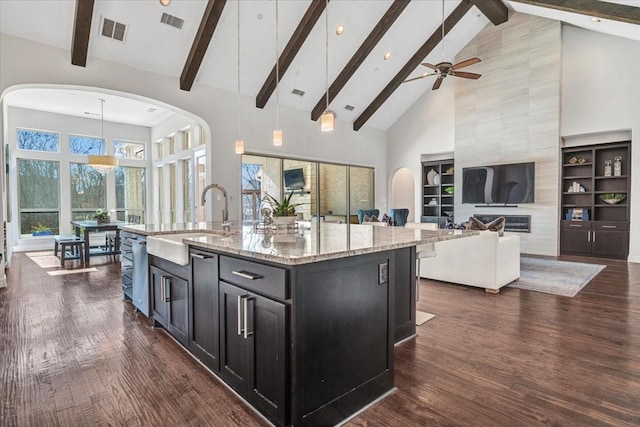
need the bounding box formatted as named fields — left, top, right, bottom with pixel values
left=466, top=216, right=505, bottom=236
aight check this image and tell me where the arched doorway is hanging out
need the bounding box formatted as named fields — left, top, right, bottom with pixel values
left=391, top=167, right=415, bottom=223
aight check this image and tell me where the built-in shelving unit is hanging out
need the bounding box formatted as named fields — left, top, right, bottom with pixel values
left=560, top=141, right=631, bottom=259
left=421, top=159, right=454, bottom=227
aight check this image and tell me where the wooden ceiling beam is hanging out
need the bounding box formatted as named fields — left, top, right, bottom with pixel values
left=71, top=0, right=95, bottom=67
left=509, top=0, right=640, bottom=25
left=353, top=0, right=473, bottom=131
left=470, top=0, right=508, bottom=25
left=256, top=0, right=330, bottom=109
left=310, top=0, right=411, bottom=122
left=180, top=0, right=227, bottom=92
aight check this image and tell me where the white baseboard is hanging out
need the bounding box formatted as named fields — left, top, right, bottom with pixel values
left=627, top=255, right=640, bottom=264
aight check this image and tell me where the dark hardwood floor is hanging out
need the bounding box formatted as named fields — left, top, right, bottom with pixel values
left=1, top=252, right=638, bottom=426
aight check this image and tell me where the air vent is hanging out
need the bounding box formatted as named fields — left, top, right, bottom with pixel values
left=102, top=18, right=126, bottom=41
left=344, top=105, right=355, bottom=111
left=291, top=89, right=305, bottom=97
left=161, top=12, right=184, bottom=30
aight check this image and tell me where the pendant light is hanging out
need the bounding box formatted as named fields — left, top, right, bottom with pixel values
left=88, top=98, right=118, bottom=170
left=273, top=0, right=283, bottom=146
left=320, top=0, right=334, bottom=132
left=234, top=1, right=245, bottom=155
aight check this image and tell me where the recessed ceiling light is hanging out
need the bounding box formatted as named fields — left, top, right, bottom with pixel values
left=422, top=72, right=429, bottom=77
left=383, top=52, right=391, bottom=60
left=590, top=17, right=601, bottom=23
left=159, top=0, right=171, bottom=6
left=336, top=25, right=345, bottom=36
left=257, top=13, right=263, bottom=20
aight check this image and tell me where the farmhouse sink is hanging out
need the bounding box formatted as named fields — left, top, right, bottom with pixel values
left=147, top=232, right=223, bottom=266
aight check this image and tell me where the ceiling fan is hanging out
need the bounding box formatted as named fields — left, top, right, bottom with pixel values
left=403, top=0, right=481, bottom=90
left=404, top=58, right=482, bottom=90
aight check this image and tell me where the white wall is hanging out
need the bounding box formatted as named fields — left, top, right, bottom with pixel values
left=387, top=83, right=456, bottom=220
left=561, top=26, right=640, bottom=263
left=0, top=33, right=388, bottom=223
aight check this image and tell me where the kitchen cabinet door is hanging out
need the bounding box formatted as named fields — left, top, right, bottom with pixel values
left=191, top=252, right=220, bottom=371
left=167, top=274, right=189, bottom=347
left=151, top=265, right=169, bottom=328
left=219, top=281, right=250, bottom=394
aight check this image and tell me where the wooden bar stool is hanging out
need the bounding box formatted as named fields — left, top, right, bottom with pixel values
left=54, top=235, right=85, bottom=266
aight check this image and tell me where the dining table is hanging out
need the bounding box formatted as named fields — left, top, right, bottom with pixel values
left=70, top=220, right=126, bottom=263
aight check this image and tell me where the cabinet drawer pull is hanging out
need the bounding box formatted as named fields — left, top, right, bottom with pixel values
left=569, top=224, right=582, bottom=227
left=593, top=231, right=596, bottom=243
left=192, top=253, right=213, bottom=260
left=587, top=231, right=590, bottom=242
left=237, top=295, right=244, bottom=336
left=232, top=270, right=263, bottom=280
left=601, top=225, right=616, bottom=229
left=161, top=276, right=170, bottom=303
left=243, top=296, right=254, bottom=339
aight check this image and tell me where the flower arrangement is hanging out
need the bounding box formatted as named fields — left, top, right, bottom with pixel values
left=93, top=208, right=111, bottom=223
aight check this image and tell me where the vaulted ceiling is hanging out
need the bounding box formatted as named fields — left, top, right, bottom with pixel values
left=1, top=0, right=639, bottom=131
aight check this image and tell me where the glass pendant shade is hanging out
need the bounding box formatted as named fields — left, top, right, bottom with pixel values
left=88, top=155, right=118, bottom=170
left=273, top=129, right=283, bottom=146
left=320, top=111, right=334, bottom=132
left=235, top=139, right=245, bottom=154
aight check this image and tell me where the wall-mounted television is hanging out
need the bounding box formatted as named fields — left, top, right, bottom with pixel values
left=462, top=162, right=535, bottom=204
left=284, top=168, right=305, bottom=190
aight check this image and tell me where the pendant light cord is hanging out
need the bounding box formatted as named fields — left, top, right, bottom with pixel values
left=275, top=0, right=279, bottom=128
left=325, top=0, right=329, bottom=112
left=100, top=98, right=105, bottom=141
left=441, top=0, right=445, bottom=59
left=237, top=0, right=241, bottom=137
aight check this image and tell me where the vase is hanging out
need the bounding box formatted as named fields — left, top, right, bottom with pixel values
left=433, top=173, right=441, bottom=186
left=614, top=156, right=622, bottom=176
left=97, top=216, right=111, bottom=224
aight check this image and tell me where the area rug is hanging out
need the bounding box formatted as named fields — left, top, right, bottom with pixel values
left=416, top=311, right=435, bottom=326
left=26, top=252, right=62, bottom=269
left=509, top=257, right=605, bottom=297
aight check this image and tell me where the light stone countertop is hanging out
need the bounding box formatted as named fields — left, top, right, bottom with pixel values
left=121, top=222, right=478, bottom=266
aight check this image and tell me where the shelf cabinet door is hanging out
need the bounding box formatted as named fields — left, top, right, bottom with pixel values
left=151, top=265, right=169, bottom=328
left=592, top=230, right=629, bottom=259
left=560, top=228, right=591, bottom=256
left=190, top=252, right=220, bottom=371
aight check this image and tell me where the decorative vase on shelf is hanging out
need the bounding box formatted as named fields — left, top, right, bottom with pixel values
left=604, top=160, right=612, bottom=177
left=614, top=156, right=622, bottom=176
left=433, top=174, right=441, bottom=186
left=426, top=169, right=437, bottom=185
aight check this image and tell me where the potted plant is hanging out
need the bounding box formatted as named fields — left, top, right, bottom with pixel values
left=93, top=208, right=111, bottom=224
left=262, top=191, right=301, bottom=226
left=31, top=223, right=53, bottom=236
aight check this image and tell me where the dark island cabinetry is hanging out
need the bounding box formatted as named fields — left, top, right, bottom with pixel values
left=147, top=244, right=415, bottom=426
left=560, top=141, right=631, bottom=259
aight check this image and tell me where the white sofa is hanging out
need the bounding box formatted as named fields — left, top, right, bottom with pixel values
left=419, top=230, right=520, bottom=293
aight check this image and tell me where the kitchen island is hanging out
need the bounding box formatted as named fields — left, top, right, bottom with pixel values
left=120, top=222, right=476, bottom=426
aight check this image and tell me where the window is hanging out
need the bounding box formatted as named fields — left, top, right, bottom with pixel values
left=115, top=140, right=145, bottom=160
left=169, top=136, right=176, bottom=155
left=182, top=160, right=192, bottom=223
left=242, top=163, right=262, bottom=221
left=115, top=167, right=145, bottom=222
left=70, top=163, right=106, bottom=220
left=155, top=140, right=163, bottom=158
left=169, top=163, right=176, bottom=222
left=18, top=159, right=60, bottom=236
left=17, top=129, right=58, bottom=152
left=69, top=135, right=104, bottom=155
left=183, top=129, right=191, bottom=150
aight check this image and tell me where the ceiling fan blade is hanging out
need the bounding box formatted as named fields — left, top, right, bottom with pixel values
left=452, top=57, right=481, bottom=69
left=432, top=77, right=443, bottom=90
left=420, top=62, right=438, bottom=70
left=452, top=71, right=481, bottom=79
left=403, top=73, right=437, bottom=83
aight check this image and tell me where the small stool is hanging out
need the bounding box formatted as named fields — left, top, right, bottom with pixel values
left=54, top=235, right=85, bottom=266
left=105, top=232, right=120, bottom=260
